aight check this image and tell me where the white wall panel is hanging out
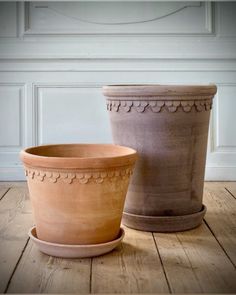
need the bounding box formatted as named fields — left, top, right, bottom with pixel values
left=0, top=84, right=27, bottom=180
left=214, top=85, right=236, bottom=151
left=205, top=83, right=236, bottom=180
left=0, top=84, right=25, bottom=147
left=217, top=2, right=236, bottom=37
left=35, top=85, right=112, bottom=145
left=0, top=3, right=17, bottom=38
left=0, top=2, right=236, bottom=180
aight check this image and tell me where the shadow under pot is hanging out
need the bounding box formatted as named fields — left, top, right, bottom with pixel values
left=103, top=84, right=217, bottom=232
left=20, top=144, right=137, bottom=245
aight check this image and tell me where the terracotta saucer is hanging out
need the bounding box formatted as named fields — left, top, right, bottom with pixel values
left=28, top=226, right=125, bottom=258
left=122, top=205, right=207, bottom=232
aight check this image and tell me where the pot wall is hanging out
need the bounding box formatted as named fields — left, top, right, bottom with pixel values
left=104, top=85, right=217, bottom=231
left=25, top=166, right=132, bottom=245
left=21, top=144, right=137, bottom=244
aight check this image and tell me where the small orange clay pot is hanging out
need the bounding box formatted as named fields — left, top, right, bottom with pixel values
left=20, top=144, right=137, bottom=245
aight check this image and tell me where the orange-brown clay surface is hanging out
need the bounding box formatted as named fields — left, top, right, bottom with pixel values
left=21, top=144, right=137, bottom=245
left=28, top=226, right=125, bottom=258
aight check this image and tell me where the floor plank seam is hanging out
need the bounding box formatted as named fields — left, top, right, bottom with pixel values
left=0, top=188, right=11, bottom=201
left=4, top=237, right=30, bottom=293
left=89, top=257, right=93, bottom=294
left=203, top=219, right=236, bottom=269
left=175, top=232, right=205, bottom=293
left=152, top=232, right=172, bottom=294
left=224, top=187, right=236, bottom=200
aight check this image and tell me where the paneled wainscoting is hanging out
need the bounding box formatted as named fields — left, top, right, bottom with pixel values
left=0, top=2, right=236, bottom=181
left=0, top=181, right=235, bottom=293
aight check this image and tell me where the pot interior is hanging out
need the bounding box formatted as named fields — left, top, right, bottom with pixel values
left=103, top=84, right=217, bottom=98
left=24, top=144, right=135, bottom=159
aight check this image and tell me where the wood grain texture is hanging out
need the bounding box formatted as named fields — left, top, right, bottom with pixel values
left=0, top=187, right=9, bottom=200
left=154, top=224, right=236, bottom=293
left=224, top=182, right=236, bottom=199
left=203, top=182, right=236, bottom=266
left=7, top=241, right=91, bottom=293
left=92, top=226, right=169, bottom=293
left=0, top=186, right=33, bottom=293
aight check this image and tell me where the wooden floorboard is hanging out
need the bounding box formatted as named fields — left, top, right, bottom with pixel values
left=92, top=227, right=169, bottom=293
left=203, top=182, right=236, bottom=266
left=0, top=186, right=33, bottom=293
left=0, top=182, right=236, bottom=294
left=7, top=241, right=91, bottom=293
left=154, top=223, right=236, bottom=293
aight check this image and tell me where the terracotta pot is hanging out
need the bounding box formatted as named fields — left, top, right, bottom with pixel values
left=103, top=84, right=217, bottom=232
left=20, top=144, right=137, bottom=244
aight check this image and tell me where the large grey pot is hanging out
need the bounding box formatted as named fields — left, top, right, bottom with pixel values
left=103, top=84, right=217, bottom=232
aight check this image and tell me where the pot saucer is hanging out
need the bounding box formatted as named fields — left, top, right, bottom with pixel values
left=28, top=226, right=125, bottom=258
left=122, top=205, right=207, bottom=232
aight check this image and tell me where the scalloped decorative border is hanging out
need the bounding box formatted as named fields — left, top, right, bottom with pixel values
left=106, top=98, right=213, bottom=113
left=24, top=166, right=134, bottom=184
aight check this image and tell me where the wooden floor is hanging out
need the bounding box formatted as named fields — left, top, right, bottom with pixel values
left=0, top=182, right=235, bottom=294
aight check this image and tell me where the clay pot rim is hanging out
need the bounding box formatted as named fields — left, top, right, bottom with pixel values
left=29, top=226, right=125, bottom=248
left=20, top=143, right=137, bottom=169
left=103, top=84, right=217, bottom=99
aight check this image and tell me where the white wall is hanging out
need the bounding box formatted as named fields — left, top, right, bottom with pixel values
left=0, top=2, right=236, bottom=181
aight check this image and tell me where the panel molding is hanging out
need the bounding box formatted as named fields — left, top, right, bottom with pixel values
left=33, top=83, right=105, bottom=146
left=0, top=83, right=26, bottom=150
left=0, top=83, right=27, bottom=181
left=19, top=2, right=214, bottom=36
left=3, top=2, right=236, bottom=61
left=210, top=83, right=236, bottom=153
left=28, top=2, right=203, bottom=26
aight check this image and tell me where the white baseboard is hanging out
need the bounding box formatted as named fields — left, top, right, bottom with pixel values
left=205, top=166, right=236, bottom=181
left=0, top=167, right=25, bottom=181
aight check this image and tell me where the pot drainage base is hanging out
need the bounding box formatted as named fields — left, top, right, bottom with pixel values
left=122, top=205, right=207, bottom=232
